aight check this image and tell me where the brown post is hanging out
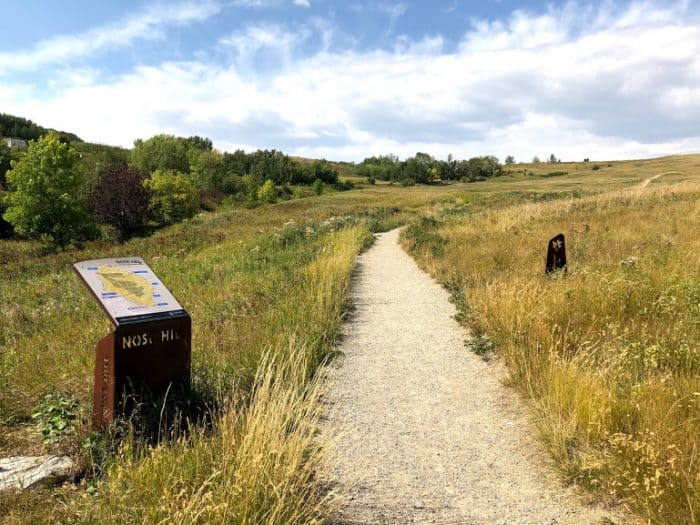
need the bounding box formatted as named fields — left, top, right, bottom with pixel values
left=545, top=233, right=567, bottom=274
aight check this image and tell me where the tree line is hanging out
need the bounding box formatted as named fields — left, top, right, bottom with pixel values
left=0, top=113, right=82, bottom=143
left=355, top=152, right=504, bottom=184
left=0, top=132, right=345, bottom=249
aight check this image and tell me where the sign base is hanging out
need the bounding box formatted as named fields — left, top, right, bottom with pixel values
left=92, top=314, right=191, bottom=430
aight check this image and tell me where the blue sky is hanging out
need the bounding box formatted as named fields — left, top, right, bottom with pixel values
left=1, top=1, right=699, bottom=161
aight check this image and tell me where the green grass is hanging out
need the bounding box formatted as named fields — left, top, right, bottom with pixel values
left=0, top=182, right=473, bottom=523
left=1, top=154, right=698, bottom=523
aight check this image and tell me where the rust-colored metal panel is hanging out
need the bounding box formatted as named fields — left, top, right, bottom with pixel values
left=93, top=332, right=116, bottom=429
left=545, top=233, right=567, bottom=274
left=90, top=315, right=191, bottom=431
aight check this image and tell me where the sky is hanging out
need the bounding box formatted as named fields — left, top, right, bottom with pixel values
left=1, top=0, right=699, bottom=162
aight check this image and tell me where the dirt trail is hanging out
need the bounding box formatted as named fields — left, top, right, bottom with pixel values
left=321, top=228, right=630, bottom=524
left=641, top=171, right=679, bottom=188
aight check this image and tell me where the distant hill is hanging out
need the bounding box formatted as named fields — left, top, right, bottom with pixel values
left=292, top=156, right=357, bottom=179
left=0, top=113, right=82, bottom=143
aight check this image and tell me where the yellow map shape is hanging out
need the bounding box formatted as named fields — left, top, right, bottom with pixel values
left=97, top=267, right=155, bottom=307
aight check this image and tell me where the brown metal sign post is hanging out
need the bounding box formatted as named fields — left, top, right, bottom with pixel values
left=545, top=233, right=567, bottom=274
left=73, top=257, right=191, bottom=430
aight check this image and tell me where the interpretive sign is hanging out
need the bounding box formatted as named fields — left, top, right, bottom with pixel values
left=545, top=233, right=567, bottom=274
left=73, top=257, right=186, bottom=326
left=73, top=257, right=191, bottom=429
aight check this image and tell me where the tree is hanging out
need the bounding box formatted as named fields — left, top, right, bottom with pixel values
left=89, top=166, right=151, bottom=241
left=548, top=153, right=559, bottom=163
left=505, top=155, right=515, bottom=165
left=312, top=178, right=324, bottom=195
left=186, top=135, right=213, bottom=152
left=143, top=170, right=200, bottom=227
left=191, top=150, right=225, bottom=190
left=131, top=135, right=195, bottom=175
left=3, top=132, right=97, bottom=249
left=532, top=156, right=541, bottom=164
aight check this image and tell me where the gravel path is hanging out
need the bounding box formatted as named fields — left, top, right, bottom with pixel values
left=321, top=228, right=630, bottom=525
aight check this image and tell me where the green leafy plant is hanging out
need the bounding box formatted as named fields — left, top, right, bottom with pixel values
left=31, top=390, right=79, bottom=448
left=3, top=132, right=98, bottom=249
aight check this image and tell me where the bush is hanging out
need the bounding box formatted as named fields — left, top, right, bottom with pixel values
left=400, top=177, right=415, bottom=187
left=312, top=178, right=324, bottom=195
left=89, top=166, right=151, bottom=241
left=144, top=170, right=200, bottom=227
left=257, top=179, right=277, bottom=204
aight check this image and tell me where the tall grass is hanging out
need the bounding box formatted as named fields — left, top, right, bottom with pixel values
left=0, top=196, right=372, bottom=522
left=403, top=182, right=700, bottom=524
left=77, top=348, right=336, bottom=525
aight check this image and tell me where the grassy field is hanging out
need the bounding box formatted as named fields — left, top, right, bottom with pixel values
left=403, top=159, right=699, bottom=524
left=0, top=154, right=698, bottom=523
left=0, top=184, right=469, bottom=523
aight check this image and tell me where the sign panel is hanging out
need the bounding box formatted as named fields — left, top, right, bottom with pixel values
left=73, top=257, right=185, bottom=325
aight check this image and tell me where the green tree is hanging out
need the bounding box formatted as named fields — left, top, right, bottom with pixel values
left=131, top=134, right=197, bottom=175
left=191, top=150, right=225, bottom=190
left=143, top=170, right=200, bottom=227
left=3, top=132, right=97, bottom=249
left=505, top=155, right=515, bottom=165
left=312, top=178, right=324, bottom=195
left=257, top=179, right=277, bottom=203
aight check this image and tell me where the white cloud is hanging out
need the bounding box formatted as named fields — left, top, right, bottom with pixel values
left=4, top=1, right=700, bottom=162
left=0, top=1, right=220, bottom=73
left=293, top=0, right=311, bottom=7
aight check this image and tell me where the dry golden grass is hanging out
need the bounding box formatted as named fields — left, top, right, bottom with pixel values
left=404, top=177, right=700, bottom=524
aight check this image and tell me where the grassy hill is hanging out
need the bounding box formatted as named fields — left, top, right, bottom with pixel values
left=0, top=154, right=698, bottom=523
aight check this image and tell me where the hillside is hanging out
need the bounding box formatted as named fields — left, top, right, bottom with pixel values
left=0, top=113, right=82, bottom=143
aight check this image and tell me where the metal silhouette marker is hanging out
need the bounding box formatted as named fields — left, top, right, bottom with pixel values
left=545, top=234, right=567, bottom=274
left=73, top=257, right=191, bottom=430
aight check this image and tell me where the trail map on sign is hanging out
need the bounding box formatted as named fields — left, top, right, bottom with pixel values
left=73, top=257, right=185, bottom=324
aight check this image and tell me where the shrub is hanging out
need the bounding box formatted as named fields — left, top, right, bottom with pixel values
left=257, top=179, right=277, bottom=204
left=312, top=178, right=324, bottom=195
left=400, top=177, right=415, bottom=187
left=89, top=166, right=151, bottom=241
left=144, top=170, right=200, bottom=227
left=335, top=180, right=354, bottom=191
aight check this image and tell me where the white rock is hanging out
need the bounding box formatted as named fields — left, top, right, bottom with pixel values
left=0, top=455, right=74, bottom=491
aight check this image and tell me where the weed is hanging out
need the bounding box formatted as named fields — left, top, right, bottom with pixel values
left=31, top=389, right=79, bottom=450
